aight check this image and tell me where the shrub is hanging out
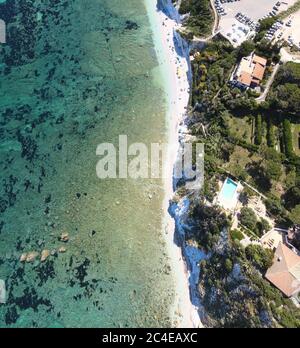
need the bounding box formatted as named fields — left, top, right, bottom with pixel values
left=190, top=202, right=229, bottom=251
left=230, top=229, right=244, bottom=241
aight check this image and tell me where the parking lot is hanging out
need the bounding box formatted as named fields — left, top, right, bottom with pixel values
left=269, top=10, right=300, bottom=49
left=215, top=0, right=298, bottom=46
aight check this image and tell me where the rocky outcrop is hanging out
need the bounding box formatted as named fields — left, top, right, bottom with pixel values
left=157, top=0, right=181, bottom=23
left=169, top=197, right=207, bottom=323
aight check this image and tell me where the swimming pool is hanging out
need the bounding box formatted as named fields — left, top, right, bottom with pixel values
left=220, top=178, right=238, bottom=201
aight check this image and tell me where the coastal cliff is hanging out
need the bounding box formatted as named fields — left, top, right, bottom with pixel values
left=157, top=0, right=181, bottom=22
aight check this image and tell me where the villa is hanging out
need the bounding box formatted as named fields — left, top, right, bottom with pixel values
left=231, top=53, right=267, bottom=89
left=265, top=242, right=300, bottom=298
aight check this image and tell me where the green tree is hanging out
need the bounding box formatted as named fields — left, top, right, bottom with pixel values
left=239, top=207, right=257, bottom=231
left=263, top=159, right=282, bottom=181
left=238, top=40, right=255, bottom=58
left=245, top=245, right=274, bottom=272
left=276, top=62, right=300, bottom=85
left=290, top=205, right=300, bottom=225
left=258, top=17, right=278, bottom=32
left=225, top=258, right=233, bottom=273
left=256, top=218, right=271, bottom=237
left=285, top=186, right=300, bottom=210
left=265, top=197, right=284, bottom=216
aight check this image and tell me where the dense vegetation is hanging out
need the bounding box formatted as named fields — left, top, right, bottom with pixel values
left=179, top=0, right=214, bottom=38
left=189, top=200, right=229, bottom=251
left=178, top=22, right=300, bottom=326
left=199, top=242, right=300, bottom=327
left=190, top=40, right=236, bottom=106
left=269, top=63, right=300, bottom=116
left=192, top=52, right=300, bottom=224
left=190, top=200, right=300, bottom=327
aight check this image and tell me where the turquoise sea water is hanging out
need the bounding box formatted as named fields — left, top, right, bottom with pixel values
left=0, top=0, right=174, bottom=327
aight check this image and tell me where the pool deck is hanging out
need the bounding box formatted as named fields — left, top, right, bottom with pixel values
left=215, top=178, right=243, bottom=211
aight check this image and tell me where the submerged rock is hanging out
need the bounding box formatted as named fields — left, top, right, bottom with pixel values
left=41, top=250, right=50, bottom=262
left=37, top=239, right=44, bottom=247
left=60, top=232, right=69, bottom=242
left=58, top=246, right=66, bottom=253
left=26, top=252, right=39, bottom=263
left=20, top=253, right=27, bottom=262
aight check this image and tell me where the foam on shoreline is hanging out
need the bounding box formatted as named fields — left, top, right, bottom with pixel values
left=144, top=0, right=203, bottom=328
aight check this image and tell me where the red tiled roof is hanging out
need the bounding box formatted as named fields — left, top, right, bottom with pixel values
left=235, top=54, right=267, bottom=87
left=252, top=63, right=266, bottom=81
left=265, top=242, right=300, bottom=297
left=253, top=54, right=267, bottom=67
left=237, top=72, right=252, bottom=87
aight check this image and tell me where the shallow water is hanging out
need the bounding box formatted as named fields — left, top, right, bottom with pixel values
left=0, top=0, right=174, bottom=327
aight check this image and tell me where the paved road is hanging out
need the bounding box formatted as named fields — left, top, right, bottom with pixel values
left=256, top=63, right=280, bottom=103
left=256, top=47, right=300, bottom=103
left=210, top=0, right=220, bottom=35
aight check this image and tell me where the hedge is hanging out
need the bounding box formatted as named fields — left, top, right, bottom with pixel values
left=255, top=114, right=262, bottom=146
left=267, top=119, right=275, bottom=148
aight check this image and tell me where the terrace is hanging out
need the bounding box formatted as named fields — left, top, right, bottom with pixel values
left=260, top=229, right=284, bottom=250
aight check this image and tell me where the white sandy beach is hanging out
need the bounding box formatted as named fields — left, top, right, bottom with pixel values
left=145, top=0, right=203, bottom=328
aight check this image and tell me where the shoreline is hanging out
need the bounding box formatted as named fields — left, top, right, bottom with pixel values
left=145, top=0, right=202, bottom=328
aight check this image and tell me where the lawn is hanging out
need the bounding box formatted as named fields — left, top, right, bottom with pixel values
left=292, top=124, right=300, bottom=156
left=224, top=114, right=254, bottom=144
